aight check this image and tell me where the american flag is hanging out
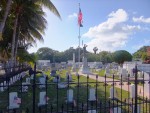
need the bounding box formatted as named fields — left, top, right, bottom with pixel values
left=44, top=95, right=49, bottom=101
left=78, top=7, right=83, bottom=27
left=13, top=96, right=21, bottom=104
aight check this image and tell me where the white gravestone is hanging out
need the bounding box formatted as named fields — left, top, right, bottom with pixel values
left=110, top=107, right=121, bottom=113
left=132, top=105, right=141, bottom=113
left=130, top=84, right=135, bottom=98
left=0, top=83, right=4, bottom=92
left=66, top=74, right=72, bottom=82
left=67, top=89, right=73, bottom=103
left=88, top=110, right=97, bottom=113
left=110, top=87, right=117, bottom=99
left=88, top=88, right=96, bottom=101
left=38, top=91, right=47, bottom=106
left=120, top=68, right=128, bottom=79
left=4, top=81, right=7, bottom=90
left=30, top=74, right=34, bottom=79
left=8, top=92, right=20, bottom=109
left=105, top=67, right=110, bottom=76
left=53, top=76, right=60, bottom=83
left=26, top=77, right=30, bottom=84
left=9, top=78, right=13, bottom=85
left=39, top=77, right=45, bottom=88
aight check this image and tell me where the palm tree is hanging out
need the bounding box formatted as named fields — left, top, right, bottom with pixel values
left=9, top=0, right=61, bottom=65
left=0, top=0, right=12, bottom=40
left=93, top=47, right=98, bottom=54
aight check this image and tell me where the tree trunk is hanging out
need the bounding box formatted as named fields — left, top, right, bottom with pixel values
left=11, top=13, right=19, bottom=66
left=0, top=0, right=12, bottom=39
left=14, top=26, right=20, bottom=66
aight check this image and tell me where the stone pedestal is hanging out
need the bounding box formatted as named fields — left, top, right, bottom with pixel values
left=79, top=57, right=91, bottom=74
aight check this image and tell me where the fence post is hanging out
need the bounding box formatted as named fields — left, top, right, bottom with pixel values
left=134, top=64, right=138, bottom=113
left=32, top=63, right=36, bottom=113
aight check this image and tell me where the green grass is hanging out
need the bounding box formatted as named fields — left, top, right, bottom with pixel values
left=0, top=69, right=149, bottom=113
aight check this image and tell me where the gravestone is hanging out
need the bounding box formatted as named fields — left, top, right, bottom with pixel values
left=109, top=87, right=117, bottom=99
left=39, top=77, right=45, bottom=88
left=132, top=105, right=141, bottom=113
left=58, top=83, right=67, bottom=89
left=88, top=110, right=97, bottom=113
left=66, top=73, right=72, bottom=82
left=53, top=76, right=61, bottom=83
left=8, top=92, right=20, bottom=109
left=130, top=84, right=135, bottom=98
left=88, top=88, right=96, bottom=101
left=138, top=71, right=143, bottom=78
left=30, top=74, right=34, bottom=79
left=110, top=107, right=121, bottom=113
left=9, top=78, right=13, bottom=85
left=67, top=89, right=73, bottom=103
left=38, top=91, right=47, bottom=106
left=26, top=77, right=30, bottom=84
left=105, top=66, right=110, bottom=76
left=4, top=81, right=7, bottom=90
left=0, top=83, right=4, bottom=92
left=120, top=68, right=128, bottom=79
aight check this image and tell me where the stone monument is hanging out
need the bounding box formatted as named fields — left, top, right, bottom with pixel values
left=72, top=53, right=76, bottom=72
left=79, top=44, right=91, bottom=74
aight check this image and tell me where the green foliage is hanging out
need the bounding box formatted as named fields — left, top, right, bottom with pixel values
left=141, top=52, right=148, bottom=61
left=113, top=50, right=132, bottom=64
left=99, top=51, right=113, bottom=64
left=133, top=46, right=150, bottom=60
left=35, top=47, right=114, bottom=63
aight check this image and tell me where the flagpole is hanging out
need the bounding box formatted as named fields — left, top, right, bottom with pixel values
left=78, top=3, right=81, bottom=68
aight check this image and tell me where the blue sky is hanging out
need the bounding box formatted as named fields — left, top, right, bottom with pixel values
left=28, top=0, right=150, bottom=54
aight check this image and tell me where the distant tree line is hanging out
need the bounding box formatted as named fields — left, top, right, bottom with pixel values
left=34, top=47, right=133, bottom=64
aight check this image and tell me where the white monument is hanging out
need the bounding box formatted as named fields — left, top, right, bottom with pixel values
left=130, top=84, right=135, bottom=98
left=120, top=68, right=128, bottom=79
left=109, top=87, right=117, bottom=99
left=88, top=88, right=96, bottom=101
left=105, top=66, right=110, bottom=76
left=72, top=53, right=76, bottom=72
left=79, top=44, right=91, bottom=74
left=38, top=91, right=48, bottom=106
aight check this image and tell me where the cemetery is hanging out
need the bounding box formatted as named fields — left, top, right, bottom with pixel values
left=0, top=60, right=150, bottom=113
left=0, top=0, right=150, bottom=113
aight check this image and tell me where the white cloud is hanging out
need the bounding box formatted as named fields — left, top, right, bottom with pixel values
left=68, top=13, right=77, bottom=19
left=83, top=9, right=141, bottom=52
left=133, top=16, right=150, bottom=24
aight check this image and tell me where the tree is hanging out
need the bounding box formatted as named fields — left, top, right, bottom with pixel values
left=93, top=47, right=98, bottom=54
left=113, top=50, right=132, bottom=65
left=0, top=0, right=12, bottom=40
left=133, top=46, right=150, bottom=60
left=0, top=0, right=61, bottom=64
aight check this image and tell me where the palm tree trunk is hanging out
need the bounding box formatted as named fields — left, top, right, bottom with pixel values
left=14, top=26, right=20, bottom=66
left=0, top=0, right=12, bottom=39
left=11, top=13, right=19, bottom=66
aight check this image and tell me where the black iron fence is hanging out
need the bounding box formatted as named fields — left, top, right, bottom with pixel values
left=0, top=63, right=150, bottom=113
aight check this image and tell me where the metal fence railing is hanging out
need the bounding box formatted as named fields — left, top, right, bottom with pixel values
left=0, top=63, right=150, bottom=113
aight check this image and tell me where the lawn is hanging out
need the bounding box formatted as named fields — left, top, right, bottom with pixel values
left=0, top=69, right=149, bottom=113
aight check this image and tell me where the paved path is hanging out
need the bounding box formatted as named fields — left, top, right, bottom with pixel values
left=78, top=72, right=150, bottom=99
